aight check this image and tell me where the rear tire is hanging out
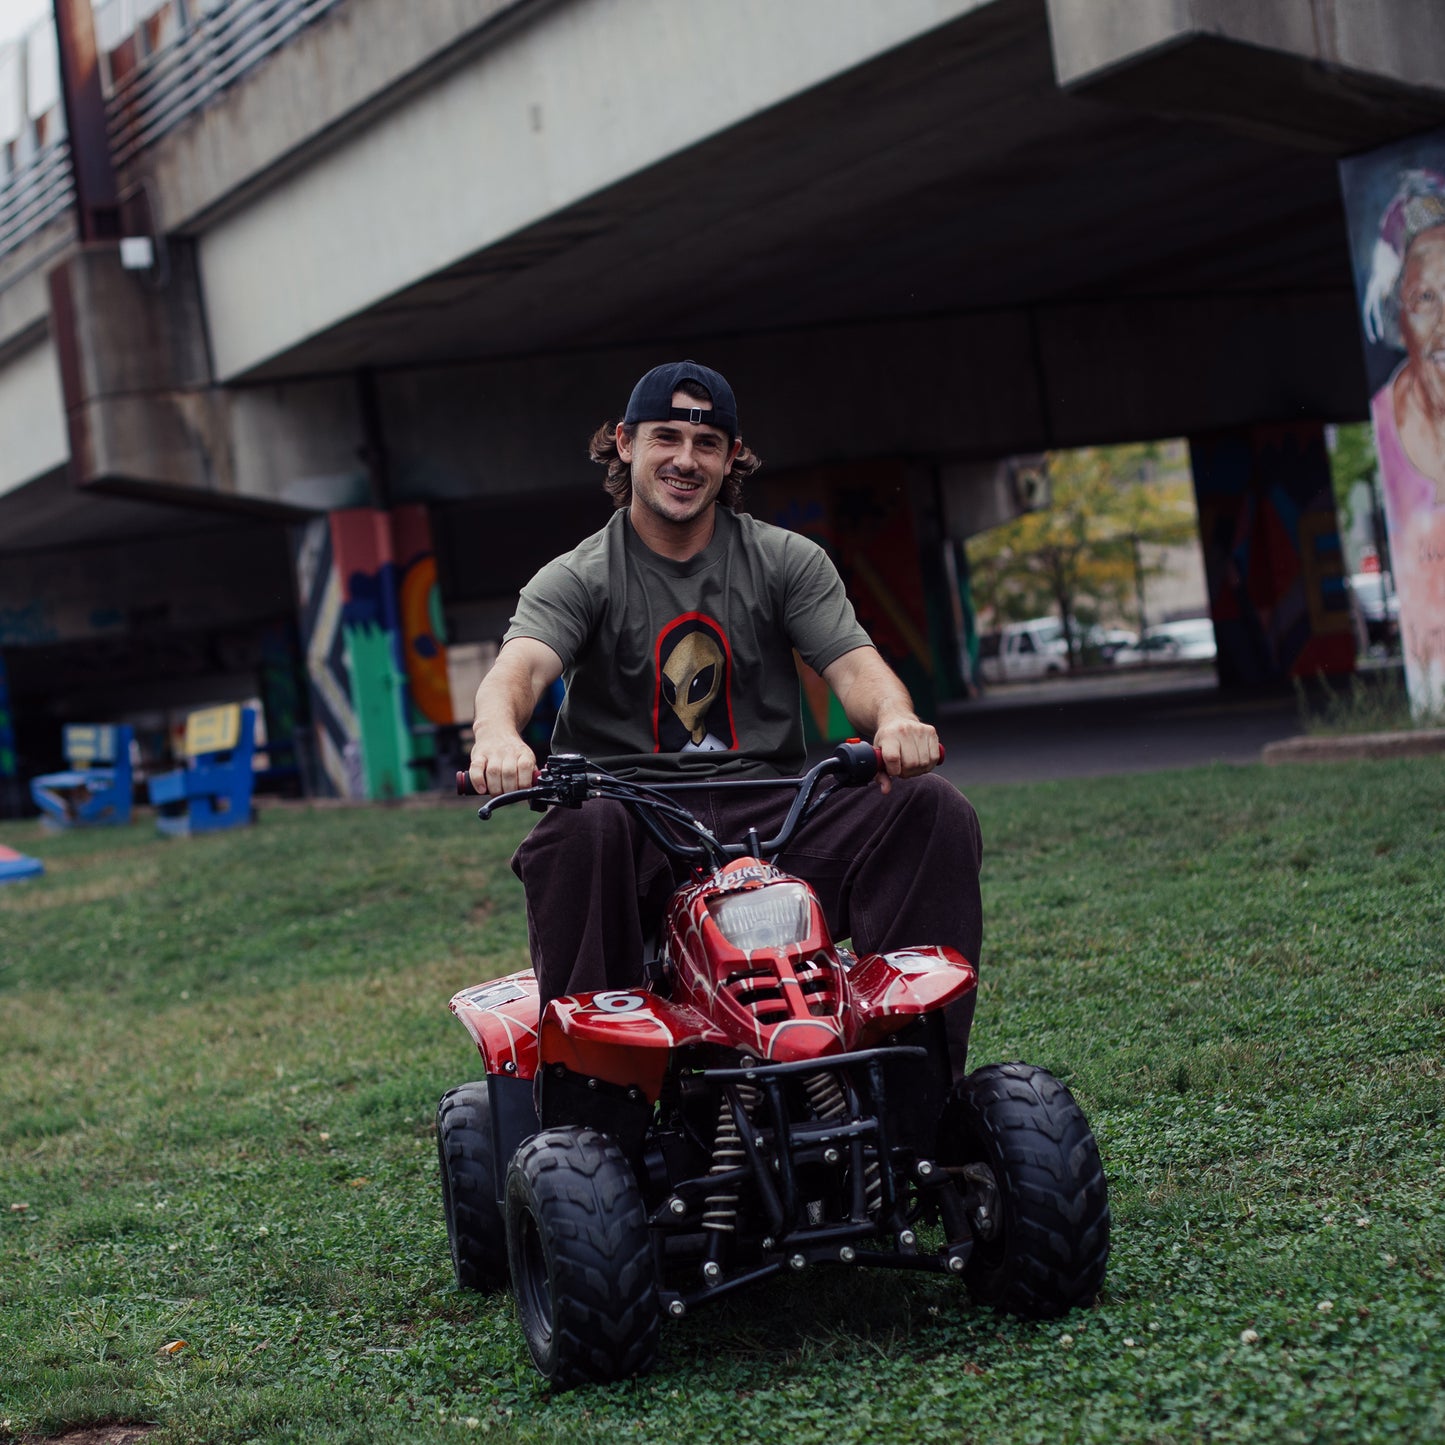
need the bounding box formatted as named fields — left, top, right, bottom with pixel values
left=437, top=1081, right=508, bottom=1291
left=940, top=1062, right=1109, bottom=1317
left=505, top=1126, right=658, bottom=1389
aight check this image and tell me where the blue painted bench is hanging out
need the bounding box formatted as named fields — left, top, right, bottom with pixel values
left=147, top=704, right=257, bottom=836
left=29, top=723, right=135, bottom=828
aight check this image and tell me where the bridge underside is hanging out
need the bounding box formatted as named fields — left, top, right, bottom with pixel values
left=2, top=0, right=1442, bottom=794
left=11, top=0, right=1445, bottom=549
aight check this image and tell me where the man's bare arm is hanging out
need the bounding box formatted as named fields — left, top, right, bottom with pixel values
left=820, top=645, right=940, bottom=792
left=468, top=637, right=565, bottom=796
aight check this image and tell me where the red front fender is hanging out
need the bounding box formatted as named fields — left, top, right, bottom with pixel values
left=847, top=946, right=977, bottom=1049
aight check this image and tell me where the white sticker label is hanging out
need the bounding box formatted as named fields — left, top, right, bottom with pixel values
left=593, top=991, right=647, bottom=1013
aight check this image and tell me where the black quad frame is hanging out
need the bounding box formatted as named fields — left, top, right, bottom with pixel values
left=645, top=1044, right=976, bottom=1317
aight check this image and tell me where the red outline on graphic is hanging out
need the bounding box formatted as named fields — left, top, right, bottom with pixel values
left=652, top=611, right=738, bottom=753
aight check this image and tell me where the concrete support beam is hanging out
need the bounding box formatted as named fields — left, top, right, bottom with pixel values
left=1046, top=0, right=1445, bottom=151
left=372, top=288, right=1365, bottom=507
left=0, top=217, right=74, bottom=361
left=0, top=338, right=67, bottom=499
left=130, top=0, right=541, bottom=232
left=192, top=0, right=997, bottom=379
left=44, top=238, right=369, bottom=512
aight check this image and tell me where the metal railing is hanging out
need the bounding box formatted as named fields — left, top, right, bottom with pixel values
left=0, top=0, right=344, bottom=263
left=107, top=0, right=347, bottom=169
left=0, top=137, right=74, bottom=258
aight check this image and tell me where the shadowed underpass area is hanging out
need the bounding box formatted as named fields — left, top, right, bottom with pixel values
left=931, top=668, right=1305, bottom=788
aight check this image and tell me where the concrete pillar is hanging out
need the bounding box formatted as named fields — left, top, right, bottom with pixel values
left=1189, top=422, right=1355, bottom=686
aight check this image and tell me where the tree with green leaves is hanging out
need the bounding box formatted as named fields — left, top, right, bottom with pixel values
left=1328, top=421, right=1389, bottom=573
left=967, top=443, right=1199, bottom=666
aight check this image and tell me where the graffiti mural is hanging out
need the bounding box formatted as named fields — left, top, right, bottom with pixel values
left=293, top=516, right=359, bottom=798
left=1191, top=424, right=1354, bottom=686
left=291, top=506, right=451, bottom=801
left=1341, top=130, right=1445, bottom=715
left=328, top=508, right=415, bottom=801
left=392, top=504, right=454, bottom=726
left=760, top=462, right=941, bottom=742
left=0, top=602, right=59, bottom=647
left=0, top=652, right=16, bottom=779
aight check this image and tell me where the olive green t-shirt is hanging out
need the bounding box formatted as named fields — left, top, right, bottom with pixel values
left=503, top=507, right=871, bottom=780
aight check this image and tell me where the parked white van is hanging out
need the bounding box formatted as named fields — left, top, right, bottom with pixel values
left=977, top=617, right=1070, bottom=683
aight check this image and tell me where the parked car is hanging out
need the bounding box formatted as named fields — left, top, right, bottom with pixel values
left=977, top=617, right=1070, bottom=683
left=1084, top=627, right=1139, bottom=664
left=1113, top=618, right=1217, bottom=667
left=1348, top=572, right=1400, bottom=649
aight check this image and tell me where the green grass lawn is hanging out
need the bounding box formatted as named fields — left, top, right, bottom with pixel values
left=2, top=759, right=1443, bottom=1444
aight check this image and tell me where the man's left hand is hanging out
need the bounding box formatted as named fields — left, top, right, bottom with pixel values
left=874, top=715, right=941, bottom=793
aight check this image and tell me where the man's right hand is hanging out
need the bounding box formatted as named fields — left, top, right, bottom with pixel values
left=468, top=636, right=564, bottom=796
left=468, top=733, right=539, bottom=797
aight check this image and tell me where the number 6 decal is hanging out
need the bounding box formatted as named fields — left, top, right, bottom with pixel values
left=593, top=991, right=647, bottom=1013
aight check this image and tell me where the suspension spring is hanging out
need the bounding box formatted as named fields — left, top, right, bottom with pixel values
left=807, top=1069, right=882, bottom=1217
left=804, top=1070, right=846, bottom=1121
left=702, top=1083, right=758, bottom=1233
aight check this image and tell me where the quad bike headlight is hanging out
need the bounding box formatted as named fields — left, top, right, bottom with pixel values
left=708, top=882, right=813, bottom=951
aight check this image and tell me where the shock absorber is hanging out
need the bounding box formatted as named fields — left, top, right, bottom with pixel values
left=702, top=1083, right=758, bottom=1233
left=806, top=1070, right=882, bottom=1217
left=804, top=1070, right=846, bottom=1122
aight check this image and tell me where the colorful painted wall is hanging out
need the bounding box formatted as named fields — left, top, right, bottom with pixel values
left=292, top=504, right=451, bottom=799
left=1190, top=423, right=1355, bottom=686
left=1339, top=131, right=1445, bottom=716
left=758, top=461, right=951, bottom=742
left=0, top=653, right=16, bottom=780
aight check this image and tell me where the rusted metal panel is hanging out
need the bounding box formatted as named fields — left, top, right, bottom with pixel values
left=53, top=0, right=119, bottom=240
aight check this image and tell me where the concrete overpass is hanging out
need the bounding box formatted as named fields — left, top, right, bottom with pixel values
left=1, top=0, right=1442, bottom=801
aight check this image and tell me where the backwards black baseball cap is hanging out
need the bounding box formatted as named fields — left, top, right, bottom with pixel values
left=622, top=360, right=739, bottom=440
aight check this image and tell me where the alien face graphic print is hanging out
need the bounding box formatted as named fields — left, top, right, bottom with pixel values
left=654, top=612, right=737, bottom=754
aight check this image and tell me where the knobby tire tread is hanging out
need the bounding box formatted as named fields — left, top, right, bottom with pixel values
left=437, top=1081, right=508, bottom=1291
left=946, top=1061, right=1110, bottom=1318
left=507, top=1125, right=659, bottom=1388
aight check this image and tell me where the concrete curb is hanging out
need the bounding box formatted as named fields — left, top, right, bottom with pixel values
left=1262, top=729, right=1445, bottom=765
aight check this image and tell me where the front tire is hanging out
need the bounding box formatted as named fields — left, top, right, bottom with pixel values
left=940, top=1062, right=1109, bottom=1317
left=437, top=1081, right=508, bottom=1291
left=505, top=1126, right=659, bottom=1389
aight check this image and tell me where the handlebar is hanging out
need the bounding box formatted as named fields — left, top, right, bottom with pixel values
left=454, top=740, right=944, bottom=799
left=455, top=739, right=938, bottom=869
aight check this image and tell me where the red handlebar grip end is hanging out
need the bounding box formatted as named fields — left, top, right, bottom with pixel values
left=456, top=770, right=477, bottom=796
left=937, top=742, right=946, bottom=765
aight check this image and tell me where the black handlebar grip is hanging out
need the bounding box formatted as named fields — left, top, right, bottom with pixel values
left=456, top=770, right=479, bottom=796
left=834, top=737, right=946, bottom=784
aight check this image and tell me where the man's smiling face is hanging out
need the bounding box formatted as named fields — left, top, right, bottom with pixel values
left=618, top=390, right=741, bottom=532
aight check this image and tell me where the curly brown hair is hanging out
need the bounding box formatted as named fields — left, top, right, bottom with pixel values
left=589, top=378, right=762, bottom=510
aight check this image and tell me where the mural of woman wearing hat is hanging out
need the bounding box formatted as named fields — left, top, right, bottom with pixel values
left=1366, top=174, right=1445, bottom=515
left=1351, top=161, right=1445, bottom=713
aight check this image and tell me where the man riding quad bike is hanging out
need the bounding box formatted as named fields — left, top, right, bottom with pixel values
left=439, top=361, right=1108, bottom=1386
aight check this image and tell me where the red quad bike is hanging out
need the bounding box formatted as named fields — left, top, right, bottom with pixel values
left=438, top=743, right=1109, bottom=1389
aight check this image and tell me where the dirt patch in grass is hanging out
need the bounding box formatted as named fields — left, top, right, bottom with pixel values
left=32, top=1429, right=154, bottom=1445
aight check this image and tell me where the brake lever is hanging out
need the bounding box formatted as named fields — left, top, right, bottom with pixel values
left=477, top=785, right=551, bottom=820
